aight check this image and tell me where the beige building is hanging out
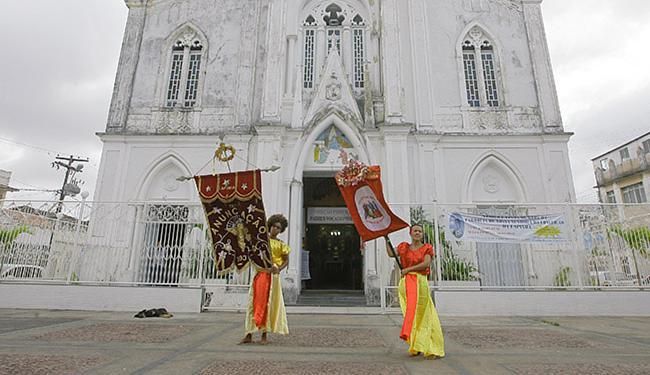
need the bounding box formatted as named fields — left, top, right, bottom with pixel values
left=593, top=131, right=650, bottom=204
left=0, top=170, right=17, bottom=201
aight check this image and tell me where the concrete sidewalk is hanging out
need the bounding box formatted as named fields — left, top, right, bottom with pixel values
left=0, top=309, right=649, bottom=374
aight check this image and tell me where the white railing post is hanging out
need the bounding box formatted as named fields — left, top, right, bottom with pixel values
left=566, top=203, right=584, bottom=289
left=199, top=224, right=208, bottom=286
left=433, top=201, right=443, bottom=287
left=67, top=193, right=88, bottom=283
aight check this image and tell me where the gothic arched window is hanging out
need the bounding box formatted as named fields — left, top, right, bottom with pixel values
left=351, top=14, right=365, bottom=89
left=165, top=31, right=204, bottom=108
left=302, top=2, right=368, bottom=90
left=461, top=27, right=500, bottom=108
left=303, top=16, right=318, bottom=89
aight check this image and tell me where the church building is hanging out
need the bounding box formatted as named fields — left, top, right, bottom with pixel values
left=94, top=0, right=576, bottom=302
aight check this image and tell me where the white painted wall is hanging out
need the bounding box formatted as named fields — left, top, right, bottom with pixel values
left=95, top=0, right=577, bottom=300
left=0, top=284, right=202, bottom=313
left=435, top=290, right=650, bottom=316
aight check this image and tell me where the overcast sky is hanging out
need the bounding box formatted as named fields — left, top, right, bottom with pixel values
left=1, top=0, right=649, bottom=203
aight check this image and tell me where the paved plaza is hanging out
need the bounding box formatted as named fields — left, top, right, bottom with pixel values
left=0, top=309, right=649, bottom=374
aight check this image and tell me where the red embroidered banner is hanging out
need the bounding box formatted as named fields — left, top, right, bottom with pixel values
left=194, top=170, right=273, bottom=272
left=336, top=163, right=409, bottom=242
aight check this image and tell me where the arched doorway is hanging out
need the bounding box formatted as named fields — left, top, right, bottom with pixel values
left=303, top=175, right=362, bottom=290
left=465, top=153, right=529, bottom=287
left=135, top=154, right=194, bottom=285
left=286, top=115, right=373, bottom=301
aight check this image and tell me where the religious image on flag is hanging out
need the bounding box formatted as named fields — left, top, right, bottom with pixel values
left=194, top=169, right=273, bottom=273
left=335, top=158, right=409, bottom=242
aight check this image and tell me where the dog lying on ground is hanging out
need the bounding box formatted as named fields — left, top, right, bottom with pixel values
left=134, top=308, right=173, bottom=318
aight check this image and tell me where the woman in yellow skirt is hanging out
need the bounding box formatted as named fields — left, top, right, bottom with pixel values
left=388, top=224, right=445, bottom=358
left=240, top=214, right=290, bottom=344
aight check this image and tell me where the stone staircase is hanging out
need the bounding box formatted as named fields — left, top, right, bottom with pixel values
left=295, top=290, right=377, bottom=307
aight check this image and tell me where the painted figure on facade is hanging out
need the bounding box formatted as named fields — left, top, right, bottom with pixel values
left=387, top=224, right=445, bottom=358
left=240, top=214, right=290, bottom=344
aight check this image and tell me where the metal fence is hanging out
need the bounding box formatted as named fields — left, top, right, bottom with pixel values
left=387, top=203, right=650, bottom=290
left=1, top=199, right=649, bottom=297
left=0, top=200, right=252, bottom=289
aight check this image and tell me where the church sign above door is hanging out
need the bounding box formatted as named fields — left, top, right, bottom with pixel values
left=307, top=207, right=353, bottom=224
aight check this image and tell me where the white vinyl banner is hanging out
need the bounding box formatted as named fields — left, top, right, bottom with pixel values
left=447, top=212, right=569, bottom=243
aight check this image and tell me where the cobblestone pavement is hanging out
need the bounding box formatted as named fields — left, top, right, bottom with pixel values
left=0, top=310, right=648, bottom=374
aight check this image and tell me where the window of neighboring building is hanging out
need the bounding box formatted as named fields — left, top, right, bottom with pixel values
left=620, top=147, right=630, bottom=160
left=461, top=26, right=501, bottom=108
left=165, top=34, right=204, bottom=108
left=606, top=190, right=616, bottom=203
left=642, top=139, right=650, bottom=154
left=621, top=183, right=647, bottom=203
left=600, top=159, right=609, bottom=170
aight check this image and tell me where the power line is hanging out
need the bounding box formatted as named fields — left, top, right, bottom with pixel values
left=0, top=136, right=99, bottom=170
left=0, top=136, right=59, bottom=155
left=9, top=177, right=56, bottom=192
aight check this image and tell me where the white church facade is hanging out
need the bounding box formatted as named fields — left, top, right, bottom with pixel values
left=94, top=0, right=576, bottom=302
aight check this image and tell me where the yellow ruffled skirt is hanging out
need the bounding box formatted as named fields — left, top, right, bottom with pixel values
left=245, top=272, right=289, bottom=335
left=398, top=273, right=445, bottom=357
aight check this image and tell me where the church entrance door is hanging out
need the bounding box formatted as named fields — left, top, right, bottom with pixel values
left=302, top=177, right=362, bottom=290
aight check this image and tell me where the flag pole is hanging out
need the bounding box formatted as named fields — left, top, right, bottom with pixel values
left=176, top=166, right=280, bottom=182
left=384, top=235, right=402, bottom=270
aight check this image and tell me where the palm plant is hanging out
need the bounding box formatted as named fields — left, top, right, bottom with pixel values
left=410, top=207, right=479, bottom=281
left=0, top=225, right=30, bottom=246
left=0, top=225, right=31, bottom=276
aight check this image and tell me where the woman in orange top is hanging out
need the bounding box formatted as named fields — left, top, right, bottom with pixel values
left=388, top=224, right=445, bottom=358
left=240, top=214, right=290, bottom=344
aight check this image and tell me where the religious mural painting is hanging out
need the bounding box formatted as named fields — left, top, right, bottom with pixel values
left=311, top=125, right=358, bottom=166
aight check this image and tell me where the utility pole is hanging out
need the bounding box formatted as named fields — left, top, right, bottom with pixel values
left=51, top=155, right=88, bottom=213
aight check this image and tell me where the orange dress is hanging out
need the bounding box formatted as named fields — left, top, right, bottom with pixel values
left=397, top=242, right=445, bottom=357
left=245, top=238, right=290, bottom=334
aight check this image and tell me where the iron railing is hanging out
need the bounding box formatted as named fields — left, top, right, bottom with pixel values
left=1, top=199, right=648, bottom=302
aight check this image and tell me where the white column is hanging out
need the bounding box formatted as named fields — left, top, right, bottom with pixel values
left=261, top=0, right=286, bottom=122
left=283, top=179, right=303, bottom=303
left=106, top=1, right=147, bottom=132
left=316, top=28, right=326, bottom=85
left=285, top=35, right=297, bottom=97
left=342, top=26, right=353, bottom=81
left=236, top=0, right=261, bottom=126
left=380, top=125, right=412, bottom=243
left=522, top=0, right=563, bottom=130
left=380, top=0, right=403, bottom=123
left=407, top=0, right=434, bottom=128
left=253, top=126, right=285, bottom=214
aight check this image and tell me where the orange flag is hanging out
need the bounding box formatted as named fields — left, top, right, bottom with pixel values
left=335, top=161, right=409, bottom=242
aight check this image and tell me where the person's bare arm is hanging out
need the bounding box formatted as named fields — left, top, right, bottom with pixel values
left=400, top=254, right=432, bottom=276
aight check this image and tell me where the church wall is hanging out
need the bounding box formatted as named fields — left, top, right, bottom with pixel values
left=387, top=0, right=541, bottom=130
left=95, top=0, right=577, bottom=301
left=405, top=134, right=574, bottom=204
left=123, top=0, right=265, bottom=133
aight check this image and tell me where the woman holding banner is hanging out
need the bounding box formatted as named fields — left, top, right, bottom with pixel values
left=240, top=214, right=290, bottom=344
left=387, top=224, right=445, bottom=358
